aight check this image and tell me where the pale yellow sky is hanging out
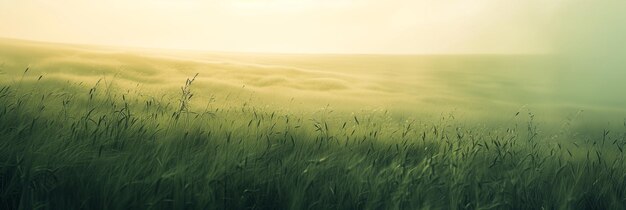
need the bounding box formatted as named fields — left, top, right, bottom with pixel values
left=0, top=0, right=567, bottom=54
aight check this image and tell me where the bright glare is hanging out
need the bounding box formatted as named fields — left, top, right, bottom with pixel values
left=0, top=0, right=592, bottom=54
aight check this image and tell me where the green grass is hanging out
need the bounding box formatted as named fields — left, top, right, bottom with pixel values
left=1, top=39, right=626, bottom=209
left=1, top=70, right=626, bottom=210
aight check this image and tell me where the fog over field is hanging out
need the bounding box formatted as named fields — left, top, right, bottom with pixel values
left=1, top=38, right=625, bottom=130
left=1, top=1, right=626, bottom=209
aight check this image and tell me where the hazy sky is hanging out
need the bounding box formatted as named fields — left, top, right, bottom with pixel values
left=0, top=0, right=621, bottom=54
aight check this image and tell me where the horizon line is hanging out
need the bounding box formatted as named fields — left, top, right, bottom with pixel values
left=0, top=36, right=553, bottom=57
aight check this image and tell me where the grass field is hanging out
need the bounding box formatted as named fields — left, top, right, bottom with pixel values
left=1, top=38, right=626, bottom=209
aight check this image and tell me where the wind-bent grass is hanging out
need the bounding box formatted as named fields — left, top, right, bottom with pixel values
left=1, top=71, right=626, bottom=210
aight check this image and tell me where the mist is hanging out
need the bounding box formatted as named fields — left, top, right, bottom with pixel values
left=543, top=1, right=626, bottom=109
left=3, top=1, right=626, bottom=208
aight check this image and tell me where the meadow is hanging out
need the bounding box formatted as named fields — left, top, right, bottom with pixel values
left=1, top=38, right=626, bottom=209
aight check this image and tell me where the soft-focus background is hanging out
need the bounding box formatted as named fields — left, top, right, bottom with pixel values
left=1, top=0, right=625, bottom=130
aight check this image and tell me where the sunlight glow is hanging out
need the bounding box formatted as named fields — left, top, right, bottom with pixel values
left=0, top=0, right=569, bottom=54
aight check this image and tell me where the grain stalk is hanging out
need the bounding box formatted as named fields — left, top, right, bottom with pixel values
left=174, top=73, right=199, bottom=120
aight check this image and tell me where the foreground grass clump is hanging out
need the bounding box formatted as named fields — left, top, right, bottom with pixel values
left=1, top=76, right=626, bottom=210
